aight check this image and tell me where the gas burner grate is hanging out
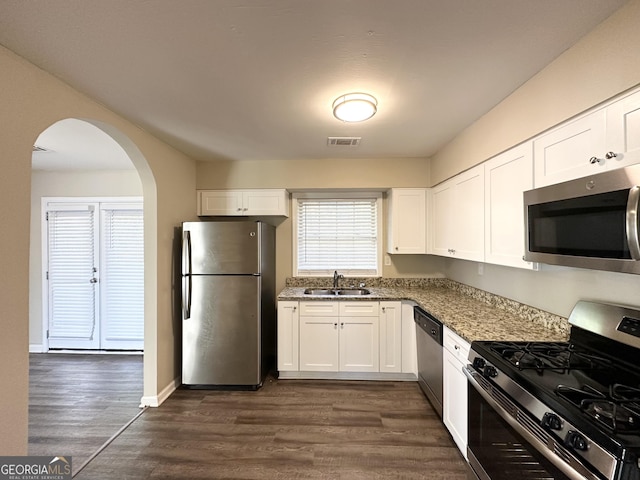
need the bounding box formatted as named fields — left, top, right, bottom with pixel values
left=489, top=342, right=613, bottom=374
left=556, top=384, right=640, bottom=434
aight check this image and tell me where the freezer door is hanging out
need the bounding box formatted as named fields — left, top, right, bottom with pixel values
left=183, top=221, right=260, bottom=275
left=182, top=275, right=261, bottom=386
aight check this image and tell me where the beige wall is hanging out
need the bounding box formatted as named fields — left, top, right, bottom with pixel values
left=431, top=0, right=640, bottom=185
left=196, top=158, right=444, bottom=291
left=0, top=45, right=196, bottom=454
left=29, top=169, right=143, bottom=347
left=430, top=0, right=640, bottom=317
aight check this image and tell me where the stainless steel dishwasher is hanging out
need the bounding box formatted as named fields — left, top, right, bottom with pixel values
left=414, top=306, right=443, bottom=417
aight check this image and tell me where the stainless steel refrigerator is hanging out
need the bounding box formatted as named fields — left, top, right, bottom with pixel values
left=181, top=220, right=275, bottom=389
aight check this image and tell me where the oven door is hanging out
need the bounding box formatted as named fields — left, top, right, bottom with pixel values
left=465, top=368, right=602, bottom=480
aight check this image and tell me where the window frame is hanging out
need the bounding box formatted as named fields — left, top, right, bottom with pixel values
left=292, top=191, right=383, bottom=277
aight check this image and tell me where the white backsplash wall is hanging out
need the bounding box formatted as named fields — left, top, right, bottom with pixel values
left=443, top=258, right=640, bottom=318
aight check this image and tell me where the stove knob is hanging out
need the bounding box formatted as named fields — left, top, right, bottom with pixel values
left=483, top=365, right=498, bottom=378
left=565, top=431, right=588, bottom=451
left=472, top=357, right=486, bottom=369
left=541, top=412, right=563, bottom=430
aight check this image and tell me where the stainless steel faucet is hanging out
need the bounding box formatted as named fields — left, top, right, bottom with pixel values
left=333, top=270, right=344, bottom=289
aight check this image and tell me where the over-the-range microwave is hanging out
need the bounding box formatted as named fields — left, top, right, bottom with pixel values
left=523, top=164, right=640, bottom=274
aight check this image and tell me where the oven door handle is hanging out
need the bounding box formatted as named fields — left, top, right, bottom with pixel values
left=626, top=186, right=640, bottom=260
left=464, top=366, right=603, bottom=480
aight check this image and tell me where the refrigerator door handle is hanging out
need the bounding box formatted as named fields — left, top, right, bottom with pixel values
left=183, top=274, right=192, bottom=319
left=182, top=230, right=192, bottom=275
left=182, top=230, right=193, bottom=319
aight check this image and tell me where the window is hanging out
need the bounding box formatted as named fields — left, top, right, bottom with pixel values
left=293, top=192, right=382, bottom=276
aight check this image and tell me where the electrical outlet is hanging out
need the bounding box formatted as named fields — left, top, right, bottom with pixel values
left=478, top=263, right=484, bottom=276
left=384, top=255, right=391, bottom=266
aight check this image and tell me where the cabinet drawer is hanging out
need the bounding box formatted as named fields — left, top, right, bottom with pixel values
left=339, top=301, right=379, bottom=317
left=443, top=327, right=470, bottom=362
left=299, top=301, right=339, bottom=317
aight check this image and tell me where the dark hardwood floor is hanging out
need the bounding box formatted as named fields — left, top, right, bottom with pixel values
left=75, top=376, right=468, bottom=479
left=29, top=353, right=144, bottom=474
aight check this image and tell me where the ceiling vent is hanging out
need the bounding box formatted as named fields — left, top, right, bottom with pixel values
left=327, top=136, right=361, bottom=147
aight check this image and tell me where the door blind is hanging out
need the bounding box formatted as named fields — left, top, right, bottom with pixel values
left=296, top=198, right=379, bottom=276
left=48, top=208, right=97, bottom=343
left=101, top=208, right=144, bottom=348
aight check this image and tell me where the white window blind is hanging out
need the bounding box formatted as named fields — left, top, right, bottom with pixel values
left=48, top=208, right=97, bottom=344
left=296, top=196, right=380, bottom=276
left=101, top=208, right=144, bottom=349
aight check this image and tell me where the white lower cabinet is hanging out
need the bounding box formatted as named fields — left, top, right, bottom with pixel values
left=297, top=301, right=379, bottom=373
left=442, top=326, right=470, bottom=459
left=277, top=300, right=417, bottom=379
left=276, top=301, right=299, bottom=371
left=379, top=301, right=402, bottom=373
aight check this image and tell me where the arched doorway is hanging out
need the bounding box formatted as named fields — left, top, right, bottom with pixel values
left=28, top=118, right=157, bottom=467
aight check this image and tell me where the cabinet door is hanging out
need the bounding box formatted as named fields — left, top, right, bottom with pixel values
left=379, top=301, right=402, bottom=373
left=401, top=303, right=417, bottom=375
left=484, top=143, right=536, bottom=269
left=387, top=189, right=427, bottom=254
left=431, top=180, right=455, bottom=257
left=453, top=165, right=484, bottom=262
left=242, top=190, right=289, bottom=216
left=533, top=109, right=607, bottom=187
left=339, top=316, right=379, bottom=372
left=607, top=89, right=640, bottom=169
left=198, top=191, right=243, bottom=216
left=443, top=350, right=468, bottom=459
left=277, top=301, right=299, bottom=372
left=443, top=327, right=470, bottom=459
left=299, top=316, right=339, bottom=371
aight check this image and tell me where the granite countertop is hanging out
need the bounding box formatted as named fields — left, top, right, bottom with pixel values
left=278, top=282, right=569, bottom=344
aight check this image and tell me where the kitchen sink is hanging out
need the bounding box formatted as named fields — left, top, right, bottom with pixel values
left=336, top=288, right=370, bottom=295
left=303, top=288, right=370, bottom=296
left=303, top=289, right=335, bottom=295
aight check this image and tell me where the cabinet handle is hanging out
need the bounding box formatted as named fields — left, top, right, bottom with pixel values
left=395, top=246, right=398, bottom=250
left=382, top=307, right=386, bottom=313
left=237, top=207, right=243, bottom=211
left=589, top=156, right=604, bottom=165
left=605, top=151, right=618, bottom=159
left=292, top=306, right=297, bottom=311
left=454, top=345, right=459, bottom=350
left=243, top=207, right=248, bottom=211
left=334, top=323, right=338, bottom=327
left=340, top=322, right=344, bottom=328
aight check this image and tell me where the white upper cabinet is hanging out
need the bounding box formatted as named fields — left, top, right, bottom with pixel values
left=197, top=189, right=289, bottom=216
left=533, top=109, right=607, bottom=187
left=387, top=188, right=427, bottom=254
left=534, top=87, right=640, bottom=188
left=431, top=164, right=484, bottom=262
left=484, top=142, right=536, bottom=270
left=606, top=89, right=640, bottom=169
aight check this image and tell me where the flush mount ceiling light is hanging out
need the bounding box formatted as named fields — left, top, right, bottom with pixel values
left=332, top=92, right=377, bottom=122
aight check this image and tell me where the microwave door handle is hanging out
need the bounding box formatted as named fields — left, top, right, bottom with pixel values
left=626, top=186, right=640, bottom=261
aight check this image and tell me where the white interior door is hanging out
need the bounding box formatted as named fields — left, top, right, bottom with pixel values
left=44, top=198, right=143, bottom=351
left=46, top=204, right=100, bottom=349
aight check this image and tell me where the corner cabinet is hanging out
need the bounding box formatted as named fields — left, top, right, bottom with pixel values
left=431, top=164, right=484, bottom=261
left=387, top=189, right=427, bottom=254
left=277, top=299, right=417, bottom=381
left=197, top=189, right=289, bottom=217
left=442, top=326, right=470, bottom=459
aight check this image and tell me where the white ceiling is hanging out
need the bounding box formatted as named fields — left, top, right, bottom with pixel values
left=33, top=119, right=135, bottom=171
left=0, top=0, right=629, bottom=167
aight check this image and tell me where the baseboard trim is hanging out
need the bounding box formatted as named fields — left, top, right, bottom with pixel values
left=277, top=371, right=418, bottom=381
left=140, top=376, right=180, bottom=408
left=29, top=344, right=45, bottom=353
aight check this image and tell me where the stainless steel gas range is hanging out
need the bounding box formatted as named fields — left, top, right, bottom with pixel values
left=464, top=301, right=640, bottom=480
